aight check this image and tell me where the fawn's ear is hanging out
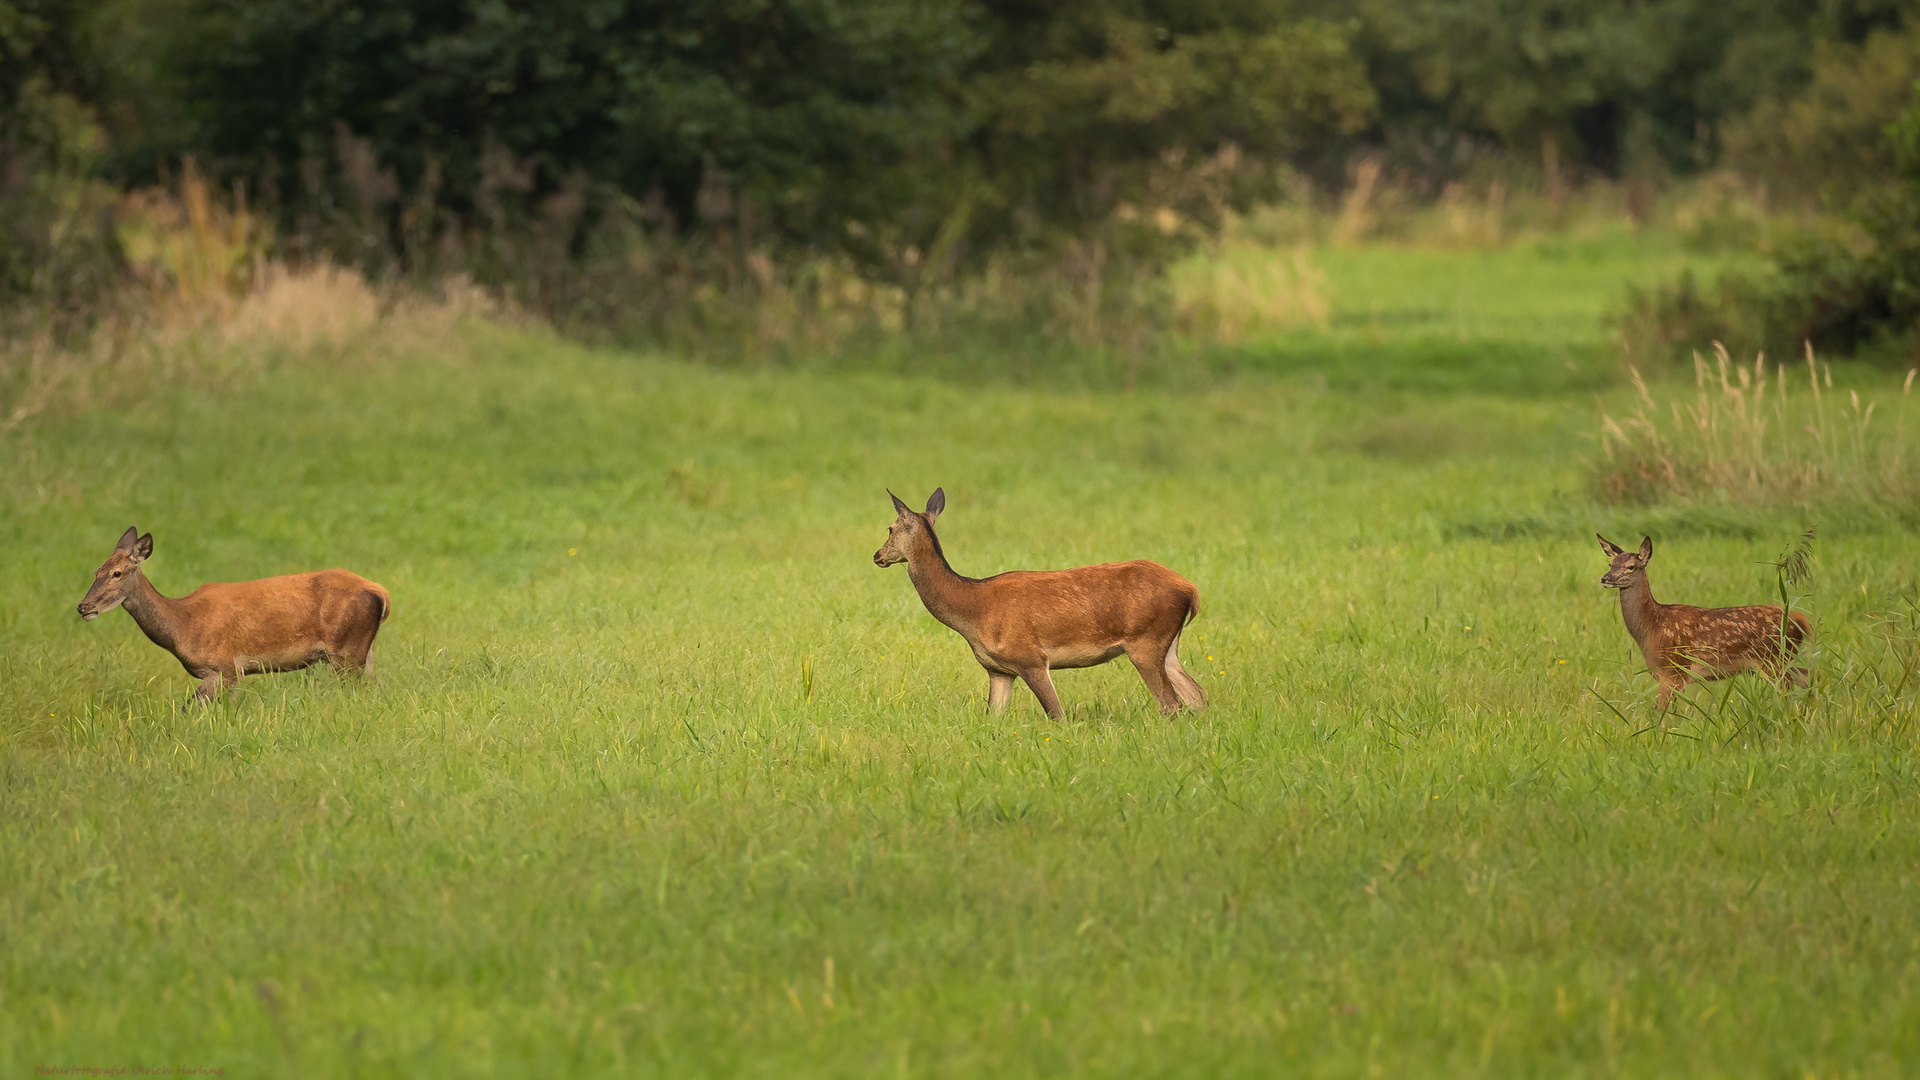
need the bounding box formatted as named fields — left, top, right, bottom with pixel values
left=888, top=490, right=913, bottom=518
left=115, top=526, right=140, bottom=553
left=1636, top=536, right=1653, bottom=560
left=1597, top=534, right=1624, bottom=557
left=132, top=532, right=153, bottom=562
left=924, top=487, right=945, bottom=521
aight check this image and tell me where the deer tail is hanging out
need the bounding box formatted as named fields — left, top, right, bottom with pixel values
left=365, top=586, right=391, bottom=624
left=1182, top=586, right=1201, bottom=627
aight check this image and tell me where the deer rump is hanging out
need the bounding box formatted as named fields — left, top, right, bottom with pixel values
left=962, top=561, right=1198, bottom=671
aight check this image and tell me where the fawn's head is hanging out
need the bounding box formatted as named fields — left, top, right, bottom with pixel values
left=874, top=488, right=945, bottom=567
left=1597, top=534, right=1653, bottom=589
left=78, top=527, right=154, bottom=620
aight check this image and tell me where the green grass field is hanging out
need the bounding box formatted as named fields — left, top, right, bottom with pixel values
left=4, top=235, right=1919, bottom=1077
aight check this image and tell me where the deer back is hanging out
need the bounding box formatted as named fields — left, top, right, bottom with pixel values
left=971, top=560, right=1197, bottom=646
left=172, top=570, right=388, bottom=661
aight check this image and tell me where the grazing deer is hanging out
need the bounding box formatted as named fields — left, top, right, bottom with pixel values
left=77, top=526, right=391, bottom=700
left=874, top=489, right=1205, bottom=720
left=1597, top=534, right=1810, bottom=709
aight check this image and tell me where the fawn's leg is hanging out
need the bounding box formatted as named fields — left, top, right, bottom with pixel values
left=1124, top=641, right=1183, bottom=716
left=1654, top=667, right=1690, bottom=711
left=988, top=672, right=1015, bottom=714
left=1019, top=667, right=1066, bottom=721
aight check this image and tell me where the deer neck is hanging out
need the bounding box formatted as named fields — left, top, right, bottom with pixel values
left=1617, top=573, right=1659, bottom=653
left=119, top=570, right=187, bottom=654
left=905, top=528, right=982, bottom=633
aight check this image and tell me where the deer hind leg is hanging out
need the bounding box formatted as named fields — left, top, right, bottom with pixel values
left=1124, top=641, right=1183, bottom=716
left=1162, top=634, right=1208, bottom=711
left=1018, top=666, right=1066, bottom=721
left=1759, top=642, right=1811, bottom=691
left=987, top=672, right=1015, bottom=714
left=328, top=590, right=388, bottom=674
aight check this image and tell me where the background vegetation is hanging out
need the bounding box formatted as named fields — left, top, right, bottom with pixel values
left=10, top=0, right=1920, bottom=362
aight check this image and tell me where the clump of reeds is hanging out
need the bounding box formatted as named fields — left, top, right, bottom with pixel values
left=1595, top=342, right=1919, bottom=507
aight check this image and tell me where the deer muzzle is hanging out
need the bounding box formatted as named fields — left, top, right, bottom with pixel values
left=77, top=593, right=118, bottom=620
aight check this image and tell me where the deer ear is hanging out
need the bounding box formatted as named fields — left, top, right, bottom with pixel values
left=1597, top=534, right=1624, bottom=557
left=1637, top=536, right=1653, bottom=559
left=925, top=487, right=945, bottom=520
left=888, top=489, right=912, bottom=517
left=115, top=526, right=140, bottom=553
left=131, top=533, right=153, bottom=563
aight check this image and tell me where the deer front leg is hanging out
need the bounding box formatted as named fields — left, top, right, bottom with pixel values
left=987, top=672, right=1015, bottom=714
left=1654, top=667, right=1689, bottom=711
left=193, top=670, right=233, bottom=701
left=1018, top=666, right=1066, bottom=721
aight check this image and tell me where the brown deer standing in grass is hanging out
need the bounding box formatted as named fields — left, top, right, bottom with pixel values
left=77, top=527, right=390, bottom=700
left=874, top=489, right=1206, bottom=720
left=1597, top=534, right=1810, bottom=709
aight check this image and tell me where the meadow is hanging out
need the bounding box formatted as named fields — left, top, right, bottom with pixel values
left=3, top=230, right=1919, bottom=1077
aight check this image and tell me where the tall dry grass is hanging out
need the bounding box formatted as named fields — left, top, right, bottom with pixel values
left=1596, top=342, right=1920, bottom=508
left=0, top=166, right=489, bottom=437
left=1167, top=242, right=1329, bottom=342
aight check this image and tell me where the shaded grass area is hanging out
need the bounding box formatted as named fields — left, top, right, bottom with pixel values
left=651, top=227, right=1718, bottom=395
left=2, top=318, right=1917, bottom=1077
left=1213, top=230, right=1721, bottom=394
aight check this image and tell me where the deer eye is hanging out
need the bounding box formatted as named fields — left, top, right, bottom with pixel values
left=111, top=571, right=121, bottom=578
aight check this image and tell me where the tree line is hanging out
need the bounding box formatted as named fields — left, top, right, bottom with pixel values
left=8, top=0, right=1920, bottom=354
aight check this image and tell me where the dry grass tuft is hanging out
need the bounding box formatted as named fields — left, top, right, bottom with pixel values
left=223, top=263, right=382, bottom=348
left=1168, top=243, right=1329, bottom=342
left=1596, top=342, right=1920, bottom=507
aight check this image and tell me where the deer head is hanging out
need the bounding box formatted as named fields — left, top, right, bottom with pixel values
left=1597, top=534, right=1652, bottom=589
left=874, top=488, right=944, bottom=567
left=78, top=527, right=153, bottom=620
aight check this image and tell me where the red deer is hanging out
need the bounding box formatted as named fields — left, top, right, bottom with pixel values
left=874, top=489, right=1205, bottom=719
left=76, top=526, right=391, bottom=700
left=1597, top=534, right=1810, bottom=709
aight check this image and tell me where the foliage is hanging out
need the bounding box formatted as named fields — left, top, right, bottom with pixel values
left=1346, top=0, right=1913, bottom=182
left=163, top=0, right=1372, bottom=287
left=1722, top=25, right=1920, bottom=206
left=11, top=0, right=1920, bottom=358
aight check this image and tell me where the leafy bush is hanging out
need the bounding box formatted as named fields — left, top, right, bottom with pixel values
left=1621, top=25, right=1920, bottom=366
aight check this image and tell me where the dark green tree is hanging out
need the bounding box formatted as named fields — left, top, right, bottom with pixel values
left=166, top=0, right=1372, bottom=286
